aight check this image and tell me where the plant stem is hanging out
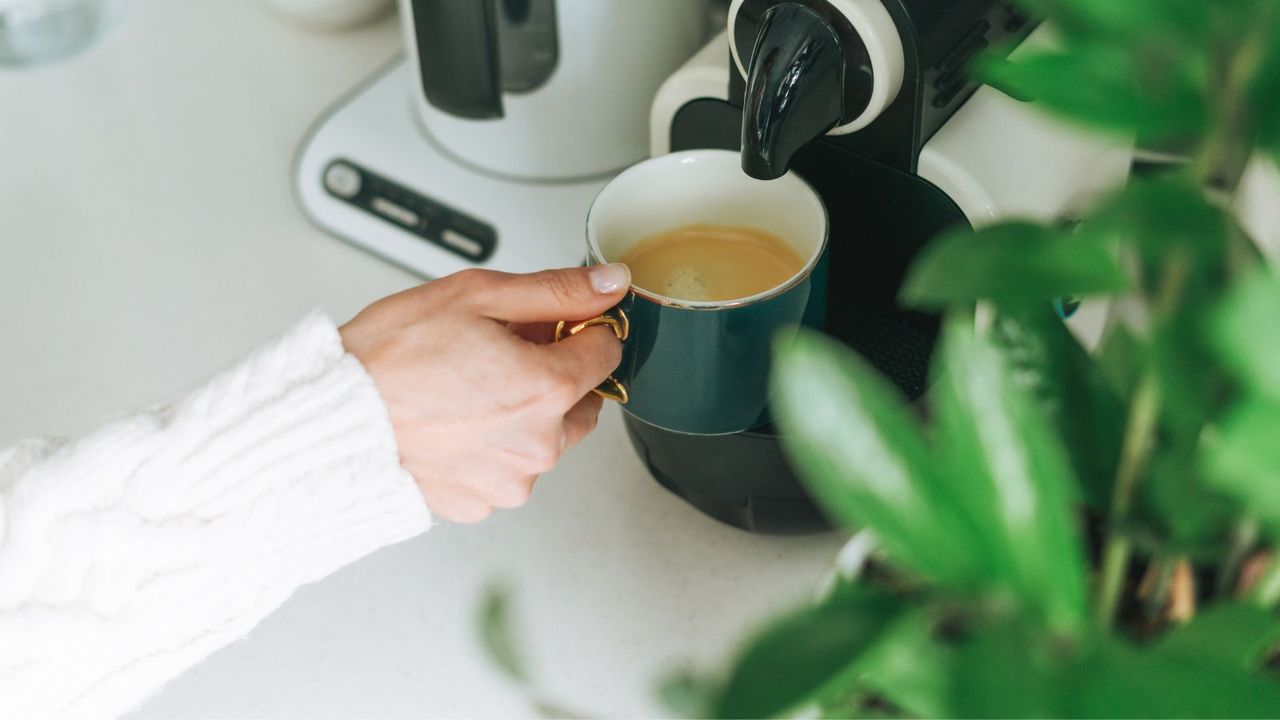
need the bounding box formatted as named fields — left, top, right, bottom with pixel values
left=1252, top=555, right=1280, bottom=608
left=1095, top=374, right=1161, bottom=627
left=1096, top=539, right=1133, bottom=629
left=1142, top=556, right=1179, bottom=624
left=1094, top=250, right=1189, bottom=627
left=1193, top=9, right=1273, bottom=194
left=1217, top=517, right=1260, bottom=598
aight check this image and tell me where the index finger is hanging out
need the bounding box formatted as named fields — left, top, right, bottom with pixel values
left=468, top=265, right=630, bottom=324
left=539, top=325, right=624, bottom=404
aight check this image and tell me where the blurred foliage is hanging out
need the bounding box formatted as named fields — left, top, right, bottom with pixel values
left=989, top=305, right=1124, bottom=511
left=642, top=0, right=1280, bottom=717
left=481, top=0, right=1280, bottom=716
left=901, top=221, right=1130, bottom=307
left=478, top=584, right=529, bottom=684
left=709, top=584, right=905, bottom=718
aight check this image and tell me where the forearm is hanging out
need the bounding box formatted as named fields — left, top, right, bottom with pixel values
left=0, top=312, right=432, bottom=718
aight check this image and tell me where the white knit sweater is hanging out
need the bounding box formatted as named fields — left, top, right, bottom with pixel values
left=0, top=312, right=433, bottom=718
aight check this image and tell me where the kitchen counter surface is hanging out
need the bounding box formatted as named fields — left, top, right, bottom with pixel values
left=0, top=2, right=844, bottom=716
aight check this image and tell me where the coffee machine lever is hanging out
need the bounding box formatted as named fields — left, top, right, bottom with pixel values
left=740, top=3, right=846, bottom=179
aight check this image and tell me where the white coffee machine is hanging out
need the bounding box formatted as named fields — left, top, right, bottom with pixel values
left=294, top=0, right=708, bottom=277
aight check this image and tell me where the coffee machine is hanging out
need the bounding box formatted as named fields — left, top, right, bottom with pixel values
left=630, top=0, right=1133, bottom=533
left=294, top=0, right=707, bottom=278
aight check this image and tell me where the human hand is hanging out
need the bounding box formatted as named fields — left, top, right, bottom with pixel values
left=339, top=264, right=630, bottom=523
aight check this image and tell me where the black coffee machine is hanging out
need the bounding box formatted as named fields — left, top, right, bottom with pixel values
left=627, top=0, right=1132, bottom=532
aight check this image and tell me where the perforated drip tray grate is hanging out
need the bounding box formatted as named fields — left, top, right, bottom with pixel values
left=826, top=299, right=940, bottom=402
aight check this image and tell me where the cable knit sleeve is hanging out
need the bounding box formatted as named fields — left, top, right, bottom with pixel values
left=0, top=311, right=433, bottom=719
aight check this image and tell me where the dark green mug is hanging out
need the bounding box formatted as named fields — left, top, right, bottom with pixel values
left=557, top=150, right=828, bottom=436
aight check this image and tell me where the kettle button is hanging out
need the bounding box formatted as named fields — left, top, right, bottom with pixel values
left=323, top=162, right=362, bottom=199
left=441, top=228, right=484, bottom=257
left=370, top=197, right=421, bottom=229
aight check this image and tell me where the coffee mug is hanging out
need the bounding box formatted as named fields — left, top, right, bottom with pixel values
left=557, top=149, right=828, bottom=435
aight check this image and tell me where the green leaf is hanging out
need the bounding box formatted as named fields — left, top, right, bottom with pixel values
left=1066, top=634, right=1280, bottom=718
left=950, top=616, right=1280, bottom=719
left=1209, top=2, right=1280, bottom=165
left=1151, top=303, right=1230, bottom=449
left=1256, top=20, right=1280, bottom=164
left=658, top=668, right=718, bottom=719
left=991, top=306, right=1124, bottom=510
left=1203, top=273, right=1280, bottom=534
left=776, top=321, right=1089, bottom=631
left=711, top=586, right=904, bottom=719
left=978, top=45, right=1207, bottom=141
left=1133, top=447, right=1242, bottom=559
left=477, top=584, right=530, bottom=685
left=979, top=0, right=1212, bottom=143
left=1209, top=270, right=1280, bottom=401
left=1087, top=176, right=1226, bottom=266
left=1202, top=398, right=1280, bottom=531
left=772, top=330, right=988, bottom=587
left=1156, top=603, right=1280, bottom=670
left=1017, top=0, right=1210, bottom=45
left=948, top=619, right=1069, bottom=718
left=1151, top=311, right=1230, bottom=439
left=901, top=221, right=1130, bottom=309
left=932, top=316, right=1089, bottom=633
left=1095, top=321, right=1143, bottom=400
left=851, top=608, right=954, bottom=719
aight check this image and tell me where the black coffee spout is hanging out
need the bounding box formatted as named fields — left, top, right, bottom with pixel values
left=741, top=2, right=846, bottom=180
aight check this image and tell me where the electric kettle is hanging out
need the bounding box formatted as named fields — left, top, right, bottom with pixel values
left=401, top=0, right=709, bottom=181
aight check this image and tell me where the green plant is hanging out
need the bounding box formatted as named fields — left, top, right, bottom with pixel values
left=480, top=1, right=1280, bottom=716
left=656, top=0, right=1280, bottom=716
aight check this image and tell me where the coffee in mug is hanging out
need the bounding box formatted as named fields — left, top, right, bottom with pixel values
left=619, top=224, right=805, bottom=302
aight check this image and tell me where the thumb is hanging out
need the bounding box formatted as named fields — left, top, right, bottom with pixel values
left=473, top=264, right=630, bottom=323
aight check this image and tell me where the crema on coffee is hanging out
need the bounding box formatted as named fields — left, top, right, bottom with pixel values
left=618, top=223, right=805, bottom=302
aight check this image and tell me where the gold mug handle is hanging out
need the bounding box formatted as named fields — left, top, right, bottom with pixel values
left=554, top=306, right=630, bottom=404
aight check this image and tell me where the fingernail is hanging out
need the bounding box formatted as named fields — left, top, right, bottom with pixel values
left=589, top=263, right=630, bottom=294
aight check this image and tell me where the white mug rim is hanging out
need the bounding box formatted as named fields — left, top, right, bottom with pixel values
left=586, top=149, right=830, bottom=310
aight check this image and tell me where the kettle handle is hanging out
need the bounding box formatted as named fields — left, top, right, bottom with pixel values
left=410, top=0, right=504, bottom=119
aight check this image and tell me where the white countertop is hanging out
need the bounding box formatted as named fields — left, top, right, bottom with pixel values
left=0, top=2, right=844, bottom=716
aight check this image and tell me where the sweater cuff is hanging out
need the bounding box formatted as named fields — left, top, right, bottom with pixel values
left=78, top=311, right=431, bottom=715
left=157, top=310, right=434, bottom=597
